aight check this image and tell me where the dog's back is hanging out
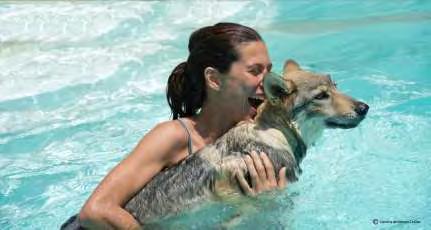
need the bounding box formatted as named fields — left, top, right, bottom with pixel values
left=124, top=146, right=218, bottom=223
left=124, top=122, right=300, bottom=225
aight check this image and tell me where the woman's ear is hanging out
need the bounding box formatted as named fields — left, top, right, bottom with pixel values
left=204, top=67, right=221, bottom=91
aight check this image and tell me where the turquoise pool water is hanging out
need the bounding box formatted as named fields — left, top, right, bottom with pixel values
left=1, top=1, right=430, bottom=229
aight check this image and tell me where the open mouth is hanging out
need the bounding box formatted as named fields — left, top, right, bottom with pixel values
left=324, top=116, right=365, bottom=129
left=248, top=96, right=264, bottom=110
left=325, top=120, right=359, bottom=129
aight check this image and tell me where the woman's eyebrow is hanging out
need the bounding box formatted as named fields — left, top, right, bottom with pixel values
left=247, top=63, right=273, bottom=70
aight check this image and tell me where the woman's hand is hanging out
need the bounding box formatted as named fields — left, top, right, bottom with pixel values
left=236, top=151, right=287, bottom=196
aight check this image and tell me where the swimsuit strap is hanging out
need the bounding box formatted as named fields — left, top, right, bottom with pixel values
left=177, top=118, right=193, bottom=155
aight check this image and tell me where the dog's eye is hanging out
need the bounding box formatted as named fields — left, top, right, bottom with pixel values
left=314, top=92, right=329, bottom=100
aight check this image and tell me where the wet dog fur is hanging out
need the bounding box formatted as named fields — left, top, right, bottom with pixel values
left=123, top=60, right=369, bottom=225
left=61, top=60, right=369, bottom=228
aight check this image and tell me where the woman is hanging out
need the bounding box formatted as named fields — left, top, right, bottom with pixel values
left=78, top=22, right=287, bottom=229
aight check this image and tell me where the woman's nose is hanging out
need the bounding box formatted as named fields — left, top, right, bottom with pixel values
left=258, top=75, right=264, bottom=86
left=257, top=76, right=265, bottom=92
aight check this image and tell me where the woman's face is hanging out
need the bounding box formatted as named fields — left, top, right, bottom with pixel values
left=219, top=41, right=272, bottom=121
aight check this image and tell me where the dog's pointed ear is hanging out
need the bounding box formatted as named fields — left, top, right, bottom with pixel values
left=263, top=72, right=293, bottom=105
left=283, top=59, right=301, bottom=74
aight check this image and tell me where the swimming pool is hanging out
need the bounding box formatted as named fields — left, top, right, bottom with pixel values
left=1, top=1, right=430, bottom=229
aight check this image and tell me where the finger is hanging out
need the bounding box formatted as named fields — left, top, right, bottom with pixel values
left=235, top=171, right=255, bottom=196
left=244, top=155, right=259, bottom=189
left=260, top=152, right=276, bottom=185
left=277, top=167, right=288, bottom=188
left=250, top=151, right=267, bottom=180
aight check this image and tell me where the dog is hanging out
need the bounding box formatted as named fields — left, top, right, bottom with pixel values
left=61, top=60, right=368, bottom=228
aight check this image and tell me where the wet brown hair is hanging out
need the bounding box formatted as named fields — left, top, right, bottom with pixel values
left=166, top=22, right=262, bottom=119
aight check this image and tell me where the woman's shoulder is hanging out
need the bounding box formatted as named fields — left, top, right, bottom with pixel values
left=151, top=120, right=186, bottom=138
left=142, top=119, right=189, bottom=150
left=139, top=119, right=189, bottom=164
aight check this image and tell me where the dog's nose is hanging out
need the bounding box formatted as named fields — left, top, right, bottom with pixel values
left=355, top=102, right=369, bottom=116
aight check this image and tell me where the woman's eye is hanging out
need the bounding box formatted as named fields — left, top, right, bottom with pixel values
left=314, top=92, right=329, bottom=100
left=248, top=69, right=261, bottom=76
left=248, top=65, right=265, bottom=76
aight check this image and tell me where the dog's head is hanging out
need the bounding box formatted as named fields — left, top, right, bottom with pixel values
left=263, top=60, right=369, bottom=129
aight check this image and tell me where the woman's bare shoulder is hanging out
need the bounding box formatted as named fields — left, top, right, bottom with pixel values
left=134, top=120, right=188, bottom=162
left=147, top=120, right=187, bottom=143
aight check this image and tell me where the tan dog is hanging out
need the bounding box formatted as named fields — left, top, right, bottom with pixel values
left=126, top=59, right=368, bottom=225
left=61, top=60, right=369, bottom=229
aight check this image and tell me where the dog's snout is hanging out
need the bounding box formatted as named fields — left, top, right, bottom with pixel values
left=354, top=102, right=369, bottom=116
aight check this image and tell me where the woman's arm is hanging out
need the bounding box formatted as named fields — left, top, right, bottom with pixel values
left=236, top=151, right=287, bottom=196
left=79, top=121, right=189, bottom=229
